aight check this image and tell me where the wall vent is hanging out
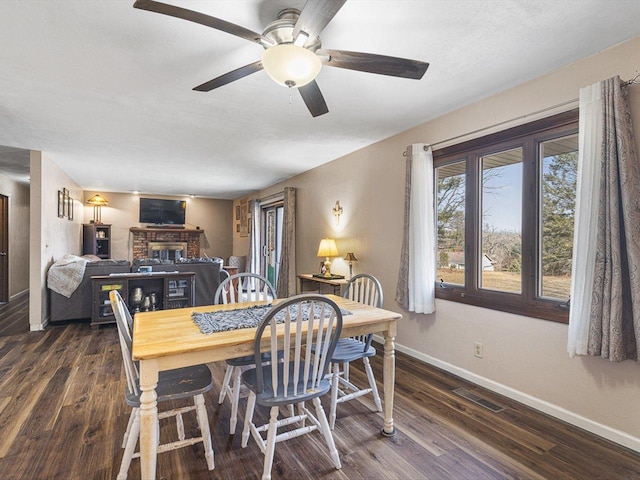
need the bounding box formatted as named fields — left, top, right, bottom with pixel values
left=452, top=387, right=506, bottom=413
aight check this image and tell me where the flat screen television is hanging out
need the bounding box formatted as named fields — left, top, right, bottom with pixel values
left=139, top=198, right=186, bottom=225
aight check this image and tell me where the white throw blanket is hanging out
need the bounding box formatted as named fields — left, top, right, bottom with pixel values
left=47, top=254, right=89, bottom=298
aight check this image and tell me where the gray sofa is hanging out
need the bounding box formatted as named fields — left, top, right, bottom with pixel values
left=49, top=257, right=224, bottom=323
left=50, top=260, right=131, bottom=323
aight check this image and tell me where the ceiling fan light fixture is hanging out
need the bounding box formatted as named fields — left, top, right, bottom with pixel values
left=261, top=44, right=321, bottom=88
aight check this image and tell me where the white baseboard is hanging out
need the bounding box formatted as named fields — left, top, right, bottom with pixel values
left=381, top=337, right=640, bottom=453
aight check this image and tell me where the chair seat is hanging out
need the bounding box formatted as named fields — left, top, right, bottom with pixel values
left=125, top=364, right=213, bottom=407
left=227, top=351, right=281, bottom=367
left=242, top=362, right=332, bottom=407
left=330, top=338, right=376, bottom=364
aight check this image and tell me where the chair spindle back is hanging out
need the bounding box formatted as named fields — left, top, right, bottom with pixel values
left=110, top=289, right=140, bottom=397
left=255, top=295, right=343, bottom=399
left=342, top=274, right=383, bottom=346
left=214, top=272, right=276, bottom=305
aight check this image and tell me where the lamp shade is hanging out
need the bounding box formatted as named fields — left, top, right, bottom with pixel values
left=317, top=238, right=339, bottom=258
left=344, top=252, right=358, bottom=262
left=86, top=194, right=109, bottom=206
left=261, top=44, right=322, bottom=88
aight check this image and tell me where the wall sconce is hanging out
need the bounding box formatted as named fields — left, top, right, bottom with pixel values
left=317, top=238, right=339, bottom=277
left=86, top=193, right=109, bottom=224
left=332, top=200, right=343, bottom=226
left=344, top=252, right=358, bottom=278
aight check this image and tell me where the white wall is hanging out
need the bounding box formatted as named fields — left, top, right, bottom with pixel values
left=81, top=191, right=233, bottom=261
left=251, top=36, right=640, bottom=451
left=29, top=151, right=83, bottom=330
left=0, top=172, right=29, bottom=298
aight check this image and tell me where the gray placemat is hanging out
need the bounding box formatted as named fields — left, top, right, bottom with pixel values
left=192, top=303, right=350, bottom=335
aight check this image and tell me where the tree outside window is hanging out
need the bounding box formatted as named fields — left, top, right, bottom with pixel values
left=433, top=110, right=578, bottom=323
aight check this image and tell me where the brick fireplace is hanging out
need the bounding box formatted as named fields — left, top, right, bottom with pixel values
left=130, top=227, right=203, bottom=260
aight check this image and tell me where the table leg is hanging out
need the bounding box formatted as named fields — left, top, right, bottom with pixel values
left=381, top=330, right=397, bottom=437
left=139, top=360, right=159, bottom=479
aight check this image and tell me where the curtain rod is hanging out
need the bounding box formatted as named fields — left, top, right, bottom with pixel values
left=624, top=72, right=640, bottom=85
left=259, top=190, right=286, bottom=204
left=402, top=73, right=640, bottom=156
left=403, top=98, right=579, bottom=156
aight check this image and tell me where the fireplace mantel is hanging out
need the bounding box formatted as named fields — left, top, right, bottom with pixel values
left=130, top=227, right=204, bottom=260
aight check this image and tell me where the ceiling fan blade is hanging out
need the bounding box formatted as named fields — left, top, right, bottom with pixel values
left=318, top=49, right=429, bottom=79
left=133, top=0, right=269, bottom=46
left=298, top=81, right=329, bottom=117
left=293, top=0, right=347, bottom=45
left=193, top=61, right=263, bottom=92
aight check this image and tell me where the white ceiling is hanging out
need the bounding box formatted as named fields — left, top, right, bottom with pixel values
left=1, top=1, right=640, bottom=198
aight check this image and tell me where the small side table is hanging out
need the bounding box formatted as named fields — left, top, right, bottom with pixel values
left=297, top=273, right=348, bottom=296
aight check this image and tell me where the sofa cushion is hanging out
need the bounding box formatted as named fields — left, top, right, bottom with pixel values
left=133, top=258, right=174, bottom=265
left=87, top=259, right=130, bottom=267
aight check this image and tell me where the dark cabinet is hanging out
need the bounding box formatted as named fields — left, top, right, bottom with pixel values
left=83, top=224, right=111, bottom=259
left=91, top=272, right=195, bottom=328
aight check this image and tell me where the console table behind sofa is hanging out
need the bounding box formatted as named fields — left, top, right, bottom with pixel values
left=49, top=259, right=223, bottom=324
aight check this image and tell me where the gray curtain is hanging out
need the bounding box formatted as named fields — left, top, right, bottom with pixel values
left=587, top=76, right=640, bottom=361
left=396, top=151, right=412, bottom=309
left=276, top=187, right=296, bottom=297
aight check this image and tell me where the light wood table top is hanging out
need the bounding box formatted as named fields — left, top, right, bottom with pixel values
left=132, top=295, right=399, bottom=361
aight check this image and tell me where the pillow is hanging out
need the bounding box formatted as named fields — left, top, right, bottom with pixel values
left=176, top=257, right=218, bottom=264
left=82, top=254, right=102, bottom=262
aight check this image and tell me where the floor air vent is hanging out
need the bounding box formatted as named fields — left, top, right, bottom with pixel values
left=452, top=387, right=506, bottom=413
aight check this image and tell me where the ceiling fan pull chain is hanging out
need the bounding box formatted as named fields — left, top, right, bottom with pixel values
left=288, top=85, right=293, bottom=115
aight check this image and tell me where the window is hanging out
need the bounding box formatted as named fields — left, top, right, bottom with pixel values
left=434, top=110, right=578, bottom=323
left=436, top=161, right=466, bottom=286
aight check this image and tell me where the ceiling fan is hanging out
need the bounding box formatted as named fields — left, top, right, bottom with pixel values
left=133, top=0, right=429, bottom=117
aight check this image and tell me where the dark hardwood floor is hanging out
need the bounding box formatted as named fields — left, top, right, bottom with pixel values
left=1, top=293, right=639, bottom=479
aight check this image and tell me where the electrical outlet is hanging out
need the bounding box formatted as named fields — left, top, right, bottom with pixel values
left=474, top=342, right=483, bottom=358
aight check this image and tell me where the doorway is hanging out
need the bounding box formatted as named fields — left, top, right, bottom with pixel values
left=0, top=194, right=8, bottom=303
left=261, top=203, right=283, bottom=288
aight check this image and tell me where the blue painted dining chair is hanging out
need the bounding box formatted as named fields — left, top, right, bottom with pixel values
left=328, top=273, right=384, bottom=429
left=213, top=272, right=277, bottom=434
left=241, top=294, right=343, bottom=480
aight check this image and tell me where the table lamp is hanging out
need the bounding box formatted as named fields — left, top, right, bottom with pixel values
left=86, top=193, right=109, bottom=224
left=344, top=252, right=358, bottom=278
left=317, top=238, right=339, bottom=277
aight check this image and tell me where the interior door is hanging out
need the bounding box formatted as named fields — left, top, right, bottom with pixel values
left=0, top=194, right=8, bottom=303
left=261, top=204, right=283, bottom=288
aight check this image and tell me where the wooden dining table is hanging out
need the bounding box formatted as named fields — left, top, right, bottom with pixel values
left=132, top=294, right=402, bottom=479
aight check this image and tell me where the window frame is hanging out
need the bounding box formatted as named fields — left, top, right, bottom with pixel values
left=433, top=109, right=579, bottom=323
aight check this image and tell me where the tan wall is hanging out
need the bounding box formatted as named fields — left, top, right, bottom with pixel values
left=82, top=191, right=233, bottom=261
left=29, top=151, right=83, bottom=330
left=250, top=36, right=640, bottom=450
left=0, top=173, right=30, bottom=298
